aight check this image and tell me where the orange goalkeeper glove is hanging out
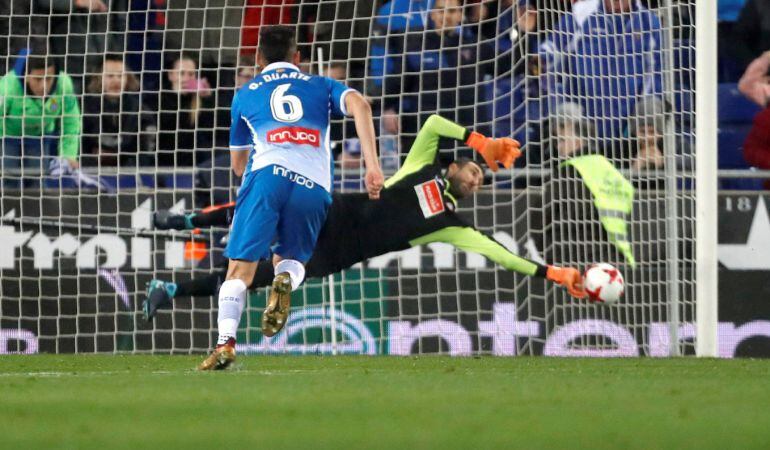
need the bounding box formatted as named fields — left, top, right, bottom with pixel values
left=546, top=265, right=587, bottom=300
left=465, top=132, right=522, bottom=172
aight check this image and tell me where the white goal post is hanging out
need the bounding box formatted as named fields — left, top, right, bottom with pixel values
left=694, top=0, right=719, bottom=357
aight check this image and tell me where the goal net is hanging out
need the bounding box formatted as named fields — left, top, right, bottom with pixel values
left=0, top=0, right=702, bottom=356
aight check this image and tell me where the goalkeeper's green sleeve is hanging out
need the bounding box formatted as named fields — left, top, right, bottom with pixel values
left=409, top=226, right=547, bottom=277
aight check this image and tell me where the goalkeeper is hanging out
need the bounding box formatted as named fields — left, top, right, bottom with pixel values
left=144, top=114, right=586, bottom=320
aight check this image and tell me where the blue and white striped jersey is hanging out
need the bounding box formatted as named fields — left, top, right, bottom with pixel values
left=229, top=62, right=355, bottom=192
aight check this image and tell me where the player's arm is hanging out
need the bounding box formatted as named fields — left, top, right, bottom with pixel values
left=386, top=115, right=521, bottom=187
left=228, top=91, right=251, bottom=177
left=345, top=91, right=383, bottom=199
left=230, top=150, right=249, bottom=177
left=409, top=226, right=586, bottom=299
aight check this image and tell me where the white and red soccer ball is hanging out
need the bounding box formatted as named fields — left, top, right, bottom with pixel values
left=583, top=263, right=624, bottom=304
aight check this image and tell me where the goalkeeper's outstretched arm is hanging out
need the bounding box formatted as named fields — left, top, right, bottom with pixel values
left=409, top=226, right=586, bottom=299
left=386, top=114, right=521, bottom=187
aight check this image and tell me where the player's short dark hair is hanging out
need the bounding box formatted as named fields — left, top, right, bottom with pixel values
left=258, top=25, right=297, bottom=64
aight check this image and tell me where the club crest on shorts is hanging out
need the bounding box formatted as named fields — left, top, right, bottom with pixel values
left=415, top=179, right=445, bottom=218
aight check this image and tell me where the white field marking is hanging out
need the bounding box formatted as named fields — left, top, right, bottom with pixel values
left=0, top=369, right=316, bottom=378
left=0, top=370, right=179, bottom=378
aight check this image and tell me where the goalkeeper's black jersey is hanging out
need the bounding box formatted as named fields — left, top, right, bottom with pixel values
left=306, top=162, right=465, bottom=276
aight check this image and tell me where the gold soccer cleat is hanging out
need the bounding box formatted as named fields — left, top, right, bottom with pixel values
left=262, top=272, right=292, bottom=337
left=198, top=340, right=236, bottom=371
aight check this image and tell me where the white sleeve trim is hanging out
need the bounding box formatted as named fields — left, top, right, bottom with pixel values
left=339, top=88, right=357, bottom=116
left=229, top=145, right=251, bottom=151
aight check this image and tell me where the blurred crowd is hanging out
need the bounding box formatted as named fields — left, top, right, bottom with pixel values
left=1, top=0, right=764, bottom=192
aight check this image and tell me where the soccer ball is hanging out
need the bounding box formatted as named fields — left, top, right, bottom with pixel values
left=583, top=263, right=624, bottom=304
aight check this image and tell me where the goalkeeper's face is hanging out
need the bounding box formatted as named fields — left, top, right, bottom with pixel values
left=447, top=161, right=484, bottom=199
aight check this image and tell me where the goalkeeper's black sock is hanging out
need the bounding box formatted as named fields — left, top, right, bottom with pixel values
left=190, top=204, right=233, bottom=228
left=175, top=270, right=226, bottom=297
left=153, top=210, right=190, bottom=230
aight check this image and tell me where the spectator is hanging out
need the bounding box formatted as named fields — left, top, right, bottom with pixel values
left=33, top=0, right=127, bottom=92
left=381, top=0, right=495, bottom=154
left=0, top=48, right=81, bottom=187
left=731, top=0, right=770, bottom=70
left=540, top=0, right=663, bottom=139
left=155, top=53, right=216, bottom=167
left=82, top=54, right=155, bottom=167
left=739, top=51, right=770, bottom=179
left=628, top=96, right=666, bottom=171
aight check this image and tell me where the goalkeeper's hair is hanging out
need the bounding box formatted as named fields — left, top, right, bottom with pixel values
left=258, top=25, right=297, bottom=64
left=452, top=157, right=483, bottom=171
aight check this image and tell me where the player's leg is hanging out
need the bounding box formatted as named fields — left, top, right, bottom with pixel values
left=249, top=260, right=276, bottom=290
left=262, top=181, right=332, bottom=336
left=142, top=268, right=227, bottom=321
left=261, top=254, right=299, bottom=336
left=153, top=201, right=235, bottom=230
left=198, top=260, right=257, bottom=370
left=143, top=258, right=275, bottom=322
left=200, top=167, right=286, bottom=370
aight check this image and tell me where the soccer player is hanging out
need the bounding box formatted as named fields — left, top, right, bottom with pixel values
left=146, top=115, right=586, bottom=346
left=199, top=26, right=384, bottom=370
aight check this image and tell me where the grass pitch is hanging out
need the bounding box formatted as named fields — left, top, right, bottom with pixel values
left=1, top=356, right=769, bottom=449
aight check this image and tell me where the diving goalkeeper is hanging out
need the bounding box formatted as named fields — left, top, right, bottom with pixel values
left=144, top=114, right=585, bottom=322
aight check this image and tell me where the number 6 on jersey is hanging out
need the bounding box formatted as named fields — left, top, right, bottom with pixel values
left=270, top=83, right=303, bottom=123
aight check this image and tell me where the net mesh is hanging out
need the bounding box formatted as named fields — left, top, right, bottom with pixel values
left=0, top=0, right=696, bottom=356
